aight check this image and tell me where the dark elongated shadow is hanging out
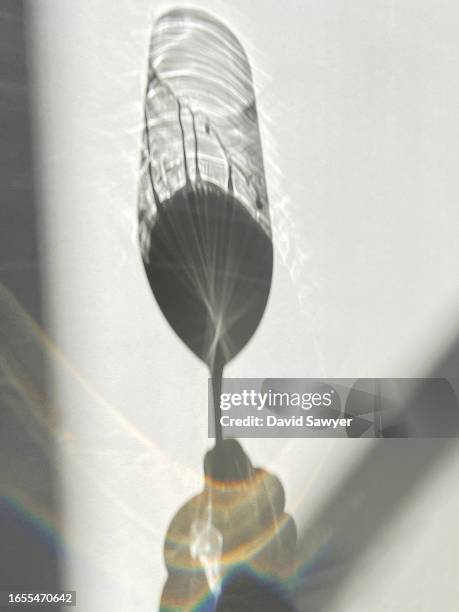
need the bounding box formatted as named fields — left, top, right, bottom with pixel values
left=293, top=336, right=459, bottom=611
left=0, top=0, right=61, bottom=601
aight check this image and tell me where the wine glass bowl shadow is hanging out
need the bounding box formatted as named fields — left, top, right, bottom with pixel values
left=144, top=180, right=273, bottom=372
left=138, top=6, right=274, bottom=378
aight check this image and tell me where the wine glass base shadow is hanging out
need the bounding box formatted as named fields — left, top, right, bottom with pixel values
left=159, top=440, right=297, bottom=611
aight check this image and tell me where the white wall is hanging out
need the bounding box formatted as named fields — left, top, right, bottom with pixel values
left=29, top=1, right=459, bottom=610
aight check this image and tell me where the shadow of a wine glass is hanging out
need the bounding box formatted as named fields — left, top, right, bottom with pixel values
left=292, top=334, right=459, bottom=611
left=159, top=439, right=297, bottom=611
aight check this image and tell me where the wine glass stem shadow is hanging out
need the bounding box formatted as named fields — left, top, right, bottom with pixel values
left=211, top=360, right=224, bottom=443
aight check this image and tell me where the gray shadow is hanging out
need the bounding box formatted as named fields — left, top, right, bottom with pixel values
left=293, top=337, right=459, bottom=611
left=0, top=0, right=62, bottom=603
